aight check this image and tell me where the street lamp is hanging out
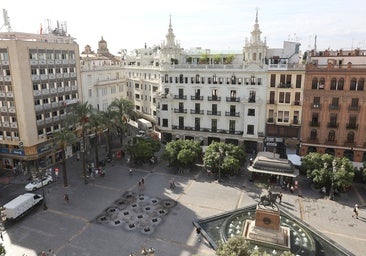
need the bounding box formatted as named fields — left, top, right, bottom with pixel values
left=329, top=159, right=337, bottom=200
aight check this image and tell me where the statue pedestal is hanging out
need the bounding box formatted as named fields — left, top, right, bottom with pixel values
left=243, top=204, right=290, bottom=250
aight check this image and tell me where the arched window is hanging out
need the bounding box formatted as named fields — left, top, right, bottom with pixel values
left=338, top=78, right=344, bottom=90
left=330, top=78, right=337, bottom=90
left=319, top=77, right=325, bottom=89
left=347, top=132, right=355, bottom=143
left=311, top=78, right=318, bottom=89
left=253, top=53, right=257, bottom=61
left=328, top=130, right=336, bottom=141
left=310, top=129, right=317, bottom=140
left=358, top=78, right=364, bottom=91
left=350, top=78, right=357, bottom=90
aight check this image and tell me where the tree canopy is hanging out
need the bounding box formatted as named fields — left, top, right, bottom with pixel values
left=203, top=142, right=246, bottom=176
left=162, top=139, right=202, bottom=168
left=302, top=152, right=355, bottom=192
left=126, top=137, right=161, bottom=164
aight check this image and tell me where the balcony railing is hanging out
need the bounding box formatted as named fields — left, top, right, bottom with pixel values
left=226, top=97, right=240, bottom=102
left=173, top=95, right=187, bottom=100
left=173, top=108, right=187, bottom=113
left=329, top=104, right=340, bottom=110
left=190, top=109, right=204, bottom=115
left=267, top=118, right=274, bottom=123
left=190, top=95, right=203, bottom=100
left=171, top=125, right=243, bottom=135
left=277, top=83, right=292, bottom=88
left=225, top=112, right=240, bottom=117
left=207, top=110, right=221, bottom=116
left=348, top=105, right=360, bottom=111
left=309, top=121, right=320, bottom=127
left=208, top=96, right=221, bottom=101
left=293, top=101, right=301, bottom=106
left=327, top=122, right=339, bottom=128
left=346, top=123, right=358, bottom=129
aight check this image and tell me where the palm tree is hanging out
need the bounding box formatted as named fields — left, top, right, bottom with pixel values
left=53, top=129, right=76, bottom=187
left=109, top=98, right=134, bottom=145
left=71, top=102, right=92, bottom=184
left=100, top=108, right=118, bottom=158
left=88, top=109, right=105, bottom=168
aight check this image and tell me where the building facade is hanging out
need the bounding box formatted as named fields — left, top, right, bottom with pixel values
left=0, top=31, right=82, bottom=172
left=300, top=49, right=366, bottom=163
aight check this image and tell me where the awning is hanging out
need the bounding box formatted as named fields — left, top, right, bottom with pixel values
left=287, top=154, right=302, bottom=166
left=247, top=166, right=299, bottom=178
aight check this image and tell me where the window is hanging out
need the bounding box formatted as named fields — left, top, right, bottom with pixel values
left=211, top=119, right=217, bottom=132
left=286, top=75, right=292, bottom=85
left=310, top=129, right=317, bottom=139
left=229, top=120, right=235, bottom=133
left=195, top=103, right=200, bottom=113
left=295, top=75, right=302, bottom=88
left=338, top=78, right=344, bottom=90
left=311, top=78, right=318, bottom=89
left=162, top=104, right=168, bottom=110
left=248, top=109, right=255, bottom=116
left=163, top=118, right=169, bottom=127
left=294, top=92, right=301, bottom=105
left=247, top=124, right=254, bottom=135
left=347, top=132, right=354, bottom=143
left=330, top=78, right=337, bottom=90
left=179, top=116, right=184, bottom=129
left=319, top=78, right=325, bottom=89
left=249, top=91, right=256, bottom=102
left=280, top=74, right=286, bottom=85
left=195, top=118, right=200, bottom=131
left=350, top=78, right=357, bottom=90
left=88, top=89, right=92, bottom=97
left=351, top=98, right=359, bottom=109
left=269, top=91, right=275, bottom=104
left=328, top=131, right=335, bottom=141
left=358, top=78, right=364, bottom=91
left=230, top=90, right=236, bottom=98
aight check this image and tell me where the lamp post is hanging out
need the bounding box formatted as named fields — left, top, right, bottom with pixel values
left=329, top=159, right=337, bottom=200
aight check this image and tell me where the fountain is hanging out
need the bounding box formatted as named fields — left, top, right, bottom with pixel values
left=194, top=190, right=353, bottom=255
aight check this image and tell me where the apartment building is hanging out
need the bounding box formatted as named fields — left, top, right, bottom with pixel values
left=265, top=42, right=305, bottom=157
left=80, top=38, right=126, bottom=111
left=300, top=49, right=366, bottom=162
left=125, top=13, right=269, bottom=152
left=0, top=31, right=82, bottom=172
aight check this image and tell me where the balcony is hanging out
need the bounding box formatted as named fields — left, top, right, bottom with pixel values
left=248, top=98, right=256, bottom=103
left=173, top=95, right=187, bottom=100
left=208, top=96, right=221, bottom=101
left=226, top=97, right=240, bottom=102
left=329, top=104, right=340, bottom=110
left=344, top=141, right=356, bottom=147
left=207, top=110, right=221, bottom=116
left=309, top=121, right=320, bottom=127
left=327, top=122, right=339, bottom=128
left=268, top=100, right=276, bottom=104
left=277, top=83, right=292, bottom=88
left=190, top=109, right=204, bottom=115
left=173, top=108, right=187, bottom=113
left=348, top=105, right=360, bottom=111
left=267, top=118, right=274, bottom=123
left=307, top=137, right=319, bottom=143
left=293, top=100, right=301, bottom=106
left=346, top=123, right=358, bottom=129
left=191, top=95, right=203, bottom=100
left=225, top=112, right=240, bottom=117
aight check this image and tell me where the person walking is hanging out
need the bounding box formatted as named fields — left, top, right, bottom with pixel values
left=352, top=204, right=359, bottom=219
left=129, top=168, right=133, bottom=175
left=141, top=178, right=145, bottom=189
left=64, top=194, right=69, bottom=203
left=278, top=192, right=283, bottom=204
left=0, top=232, right=3, bottom=241
left=196, top=227, right=202, bottom=242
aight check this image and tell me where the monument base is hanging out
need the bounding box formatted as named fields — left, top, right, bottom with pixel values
left=243, top=219, right=290, bottom=250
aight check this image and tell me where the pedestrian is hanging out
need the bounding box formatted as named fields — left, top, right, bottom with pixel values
left=172, top=177, right=176, bottom=189
left=129, top=168, right=133, bottom=175
left=169, top=178, right=174, bottom=190
left=290, top=185, right=294, bottom=194
left=352, top=204, right=359, bottom=219
left=278, top=192, right=283, bottom=204
left=196, top=227, right=202, bottom=242
left=0, top=232, right=3, bottom=241
left=138, top=181, right=142, bottom=195
left=141, top=178, right=145, bottom=189
left=64, top=194, right=69, bottom=203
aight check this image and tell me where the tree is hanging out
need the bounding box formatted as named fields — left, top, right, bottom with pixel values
left=126, top=137, right=161, bottom=164
left=203, top=142, right=246, bottom=177
left=162, top=139, right=202, bottom=169
left=88, top=109, right=105, bottom=168
left=216, top=236, right=251, bottom=256
left=303, top=152, right=355, bottom=192
left=100, top=108, right=118, bottom=157
left=70, top=102, right=92, bottom=184
left=53, top=129, right=76, bottom=187
left=109, top=98, right=134, bottom=145
left=0, top=243, right=5, bottom=255
left=199, top=53, right=209, bottom=64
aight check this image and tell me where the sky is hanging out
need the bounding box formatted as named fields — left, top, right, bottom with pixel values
left=1, top=0, right=365, bottom=55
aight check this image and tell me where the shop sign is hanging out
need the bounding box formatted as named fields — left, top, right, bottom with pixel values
left=38, top=144, right=52, bottom=153
left=0, top=148, right=9, bottom=154
left=11, top=149, right=25, bottom=156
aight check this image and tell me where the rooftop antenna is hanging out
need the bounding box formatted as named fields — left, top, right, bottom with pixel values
left=1, top=9, right=12, bottom=32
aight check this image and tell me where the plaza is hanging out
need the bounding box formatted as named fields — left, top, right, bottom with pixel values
left=0, top=155, right=365, bottom=256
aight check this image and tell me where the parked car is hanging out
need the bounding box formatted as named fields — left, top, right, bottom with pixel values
left=25, top=175, right=53, bottom=191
